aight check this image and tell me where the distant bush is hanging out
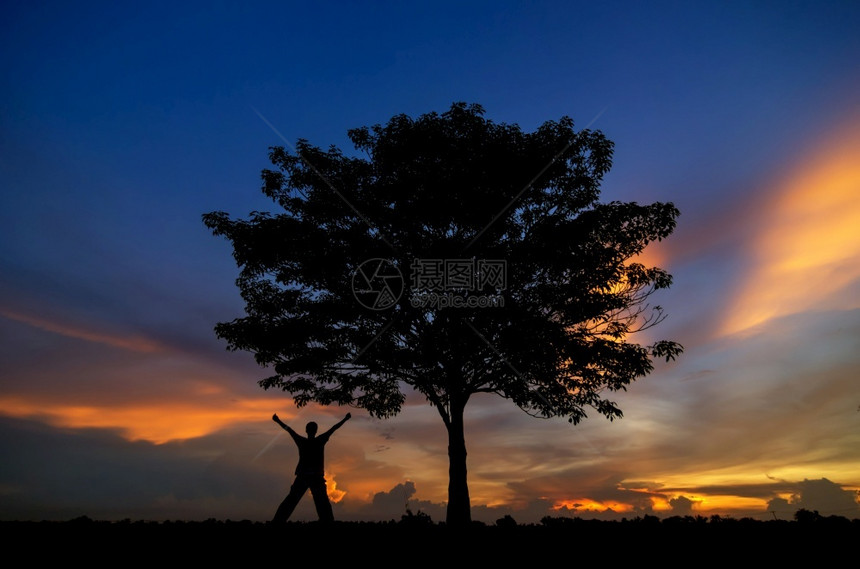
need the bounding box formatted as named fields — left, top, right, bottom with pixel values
left=400, top=508, right=433, bottom=526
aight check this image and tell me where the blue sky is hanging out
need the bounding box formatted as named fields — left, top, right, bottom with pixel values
left=1, top=1, right=859, bottom=522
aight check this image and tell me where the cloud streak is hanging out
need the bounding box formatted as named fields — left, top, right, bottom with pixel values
left=0, top=308, right=167, bottom=353
left=720, top=115, right=860, bottom=336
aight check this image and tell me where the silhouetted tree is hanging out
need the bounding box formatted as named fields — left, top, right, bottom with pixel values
left=794, top=508, right=822, bottom=523
left=203, top=102, right=682, bottom=527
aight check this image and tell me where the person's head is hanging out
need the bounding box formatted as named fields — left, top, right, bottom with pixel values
left=305, top=421, right=318, bottom=437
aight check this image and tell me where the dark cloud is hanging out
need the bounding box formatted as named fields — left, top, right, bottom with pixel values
left=660, top=482, right=797, bottom=500
left=0, top=417, right=284, bottom=521
left=787, top=478, right=860, bottom=518
left=669, top=495, right=699, bottom=515
left=766, top=497, right=791, bottom=518
left=336, top=480, right=445, bottom=522
left=764, top=478, right=860, bottom=521
left=341, top=482, right=566, bottom=524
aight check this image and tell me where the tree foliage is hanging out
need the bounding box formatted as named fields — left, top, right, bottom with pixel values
left=203, top=102, right=682, bottom=525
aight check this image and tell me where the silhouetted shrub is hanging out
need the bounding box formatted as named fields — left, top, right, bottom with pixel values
left=400, top=508, right=433, bottom=526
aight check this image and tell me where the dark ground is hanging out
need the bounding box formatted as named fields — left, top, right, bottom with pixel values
left=4, top=515, right=857, bottom=564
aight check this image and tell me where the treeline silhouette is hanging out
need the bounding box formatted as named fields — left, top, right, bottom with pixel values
left=4, top=507, right=857, bottom=530
left=4, top=510, right=856, bottom=562
left=4, top=508, right=856, bottom=537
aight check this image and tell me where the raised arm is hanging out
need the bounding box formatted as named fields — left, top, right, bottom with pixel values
left=321, top=412, right=351, bottom=438
left=272, top=413, right=299, bottom=439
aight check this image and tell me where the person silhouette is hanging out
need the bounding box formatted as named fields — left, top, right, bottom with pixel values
left=271, top=412, right=351, bottom=523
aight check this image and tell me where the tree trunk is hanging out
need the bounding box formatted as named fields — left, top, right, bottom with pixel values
left=446, top=403, right=471, bottom=526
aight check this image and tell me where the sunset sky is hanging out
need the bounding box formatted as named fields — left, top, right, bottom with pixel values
left=2, top=1, right=859, bottom=523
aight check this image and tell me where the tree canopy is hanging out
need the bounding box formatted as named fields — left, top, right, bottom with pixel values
left=203, top=102, right=682, bottom=526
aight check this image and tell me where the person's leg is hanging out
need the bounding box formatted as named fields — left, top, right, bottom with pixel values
left=272, top=477, right=310, bottom=523
left=310, top=476, right=334, bottom=523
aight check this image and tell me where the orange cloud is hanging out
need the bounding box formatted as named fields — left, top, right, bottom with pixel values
left=650, top=495, right=673, bottom=512
left=0, top=395, right=295, bottom=444
left=0, top=308, right=167, bottom=353
left=721, top=115, right=860, bottom=335
left=325, top=472, right=347, bottom=503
